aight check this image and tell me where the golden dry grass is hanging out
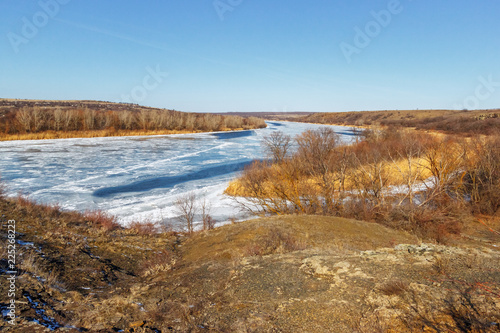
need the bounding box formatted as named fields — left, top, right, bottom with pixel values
left=225, top=157, right=434, bottom=198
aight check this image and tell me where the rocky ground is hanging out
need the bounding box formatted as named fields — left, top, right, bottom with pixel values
left=1, top=197, right=499, bottom=332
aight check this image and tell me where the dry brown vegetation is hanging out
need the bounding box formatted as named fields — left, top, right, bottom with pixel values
left=226, top=127, right=500, bottom=242
left=287, top=109, right=500, bottom=136
left=1, top=196, right=498, bottom=332
left=1, top=109, right=499, bottom=331
left=0, top=99, right=266, bottom=140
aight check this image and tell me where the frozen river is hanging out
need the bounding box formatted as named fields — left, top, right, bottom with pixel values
left=0, top=122, right=358, bottom=229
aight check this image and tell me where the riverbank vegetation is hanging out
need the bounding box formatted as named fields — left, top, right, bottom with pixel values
left=226, top=127, right=500, bottom=242
left=0, top=99, right=266, bottom=140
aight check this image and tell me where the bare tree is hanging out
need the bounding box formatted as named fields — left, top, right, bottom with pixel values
left=296, top=128, right=340, bottom=213
left=201, top=196, right=216, bottom=230
left=352, top=152, right=389, bottom=207
left=263, top=131, right=292, bottom=163
left=183, top=113, right=195, bottom=131
left=0, top=174, right=6, bottom=199
left=421, top=137, right=465, bottom=204
left=137, top=110, right=150, bottom=130
left=118, top=111, right=134, bottom=130
left=52, top=108, right=64, bottom=131
left=62, top=109, right=76, bottom=131
left=16, top=107, right=33, bottom=132
left=388, top=131, right=426, bottom=208
left=83, top=108, right=96, bottom=130
left=175, top=193, right=197, bottom=233
left=32, top=107, right=46, bottom=132
left=224, top=115, right=243, bottom=129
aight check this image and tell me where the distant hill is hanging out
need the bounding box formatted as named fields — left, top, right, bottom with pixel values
left=216, top=111, right=314, bottom=120
left=291, top=109, right=500, bottom=135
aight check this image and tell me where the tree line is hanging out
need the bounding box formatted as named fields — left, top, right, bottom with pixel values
left=0, top=106, right=266, bottom=136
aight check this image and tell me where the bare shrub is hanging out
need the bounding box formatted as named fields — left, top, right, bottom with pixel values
left=201, top=197, right=216, bottom=230
left=378, top=280, right=409, bottom=296
left=175, top=193, right=197, bottom=233
left=295, top=128, right=342, bottom=214
left=129, top=221, right=158, bottom=235
left=462, top=134, right=500, bottom=214
left=263, top=131, right=292, bottom=163
left=0, top=176, right=5, bottom=199
left=141, top=250, right=176, bottom=277
left=83, top=210, right=120, bottom=231
left=390, top=205, right=462, bottom=243
left=13, top=195, right=62, bottom=219
left=224, top=115, right=243, bottom=129
left=245, top=227, right=306, bottom=256
left=245, top=116, right=267, bottom=129
left=231, top=126, right=497, bottom=242
left=232, top=160, right=297, bottom=215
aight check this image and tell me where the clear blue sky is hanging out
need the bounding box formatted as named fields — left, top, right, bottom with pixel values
left=1, top=0, right=499, bottom=112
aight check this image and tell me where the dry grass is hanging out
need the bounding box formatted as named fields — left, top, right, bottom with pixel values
left=1, top=190, right=498, bottom=331
left=19, top=251, right=64, bottom=290
left=140, top=250, right=177, bottom=277
left=244, top=227, right=307, bottom=256
left=75, top=295, right=143, bottom=329
left=225, top=156, right=434, bottom=198
left=378, top=280, right=409, bottom=296
left=180, top=215, right=419, bottom=263
left=129, top=221, right=159, bottom=235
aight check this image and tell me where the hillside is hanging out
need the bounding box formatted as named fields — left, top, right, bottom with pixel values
left=278, top=109, right=500, bottom=135
left=1, top=195, right=499, bottom=332
left=0, top=99, right=266, bottom=140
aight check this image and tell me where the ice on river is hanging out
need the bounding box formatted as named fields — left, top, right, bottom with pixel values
left=0, top=121, right=358, bottom=229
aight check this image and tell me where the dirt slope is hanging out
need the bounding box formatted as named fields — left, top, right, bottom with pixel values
left=1, top=199, right=499, bottom=332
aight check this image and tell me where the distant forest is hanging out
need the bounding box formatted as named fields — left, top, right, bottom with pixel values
left=0, top=100, right=266, bottom=138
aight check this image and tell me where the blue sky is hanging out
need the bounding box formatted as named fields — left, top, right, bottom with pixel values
left=1, top=0, right=499, bottom=112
